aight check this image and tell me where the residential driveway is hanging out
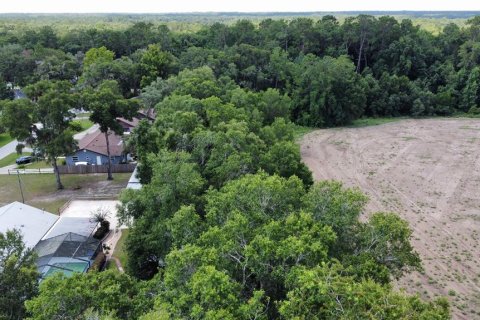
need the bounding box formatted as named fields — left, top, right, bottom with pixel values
left=60, top=200, right=126, bottom=230
left=74, top=124, right=99, bottom=140
left=0, top=140, right=32, bottom=160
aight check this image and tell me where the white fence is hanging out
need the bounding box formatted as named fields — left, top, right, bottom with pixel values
left=7, top=168, right=54, bottom=175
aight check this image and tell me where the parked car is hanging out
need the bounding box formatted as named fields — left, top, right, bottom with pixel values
left=74, top=161, right=89, bottom=166
left=16, top=156, right=33, bottom=165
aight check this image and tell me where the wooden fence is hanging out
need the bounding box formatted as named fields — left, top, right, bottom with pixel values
left=57, top=164, right=136, bottom=174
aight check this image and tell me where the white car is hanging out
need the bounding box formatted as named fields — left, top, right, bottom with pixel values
left=75, top=161, right=89, bottom=166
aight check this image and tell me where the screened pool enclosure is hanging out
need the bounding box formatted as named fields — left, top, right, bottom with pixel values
left=35, top=232, right=101, bottom=278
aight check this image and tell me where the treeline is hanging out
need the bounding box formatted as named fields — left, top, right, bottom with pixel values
left=1, top=15, right=480, bottom=126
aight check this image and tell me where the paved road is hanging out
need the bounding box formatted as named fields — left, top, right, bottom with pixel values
left=0, top=140, right=32, bottom=160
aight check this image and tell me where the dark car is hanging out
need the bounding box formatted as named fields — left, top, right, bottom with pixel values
left=16, top=156, right=33, bottom=165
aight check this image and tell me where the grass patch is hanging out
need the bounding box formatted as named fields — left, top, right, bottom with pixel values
left=0, top=133, right=13, bottom=148
left=20, top=160, right=50, bottom=169
left=459, top=125, right=480, bottom=131
left=451, top=112, right=480, bottom=119
left=106, top=260, right=116, bottom=271
left=113, top=230, right=129, bottom=267
left=29, top=198, right=70, bottom=215
left=107, top=229, right=129, bottom=272
left=293, top=125, right=315, bottom=140
left=350, top=117, right=405, bottom=128
left=0, top=152, right=29, bottom=168
left=0, top=173, right=131, bottom=212
left=72, top=118, right=94, bottom=131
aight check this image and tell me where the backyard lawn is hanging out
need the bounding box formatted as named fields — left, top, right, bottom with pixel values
left=72, top=118, right=94, bottom=131
left=76, top=112, right=91, bottom=118
left=107, top=229, right=129, bottom=272
left=0, top=133, right=13, bottom=147
left=0, top=173, right=131, bottom=214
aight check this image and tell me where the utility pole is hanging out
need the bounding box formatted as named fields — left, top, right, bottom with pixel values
left=16, top=170, right=25, bottom=203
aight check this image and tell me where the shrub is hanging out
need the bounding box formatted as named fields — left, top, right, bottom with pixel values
left=93, top=220, right=110, bottom=239
left=89, top=252, right=106, bottom=272
left=468, top=106, right=480, bottom=115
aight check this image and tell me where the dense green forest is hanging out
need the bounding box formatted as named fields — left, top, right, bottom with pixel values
left=0, top=12, right=479, bottom=34
left=2, top=13, right=480, bottom=319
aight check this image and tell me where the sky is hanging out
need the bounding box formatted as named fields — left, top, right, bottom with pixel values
left=1, top=0, right=480, bottom=13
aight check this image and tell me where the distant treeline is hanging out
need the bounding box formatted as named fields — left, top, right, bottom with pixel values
left=0, top=11, right=477, bottom=34
left=1, top=14, right=480, bottom=127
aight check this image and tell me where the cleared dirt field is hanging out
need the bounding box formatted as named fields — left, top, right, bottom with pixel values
left=301, top=119, right=480, bottom=319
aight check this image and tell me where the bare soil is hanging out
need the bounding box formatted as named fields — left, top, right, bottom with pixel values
left=301, top=119, right=480, bottom=319
left=0, top=173, right=131, bottom=214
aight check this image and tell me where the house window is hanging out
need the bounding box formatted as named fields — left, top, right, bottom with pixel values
left=110, top=157, right=115, bottom=161
left=72, top=156, right=79, bottom=162
left=86, top=157, right=90, bottom=162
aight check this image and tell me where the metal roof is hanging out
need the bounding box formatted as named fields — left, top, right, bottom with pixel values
left=42, top=217, right=99, bottom=239
left=127, top=166, right=142, bottom=190
left=0, top=202, right=59, bottom=248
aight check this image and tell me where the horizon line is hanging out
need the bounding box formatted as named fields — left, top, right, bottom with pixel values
left=1, top=10, right=480, bottom=14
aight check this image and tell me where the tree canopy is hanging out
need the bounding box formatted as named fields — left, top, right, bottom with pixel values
left=0, top=229, right=39, bottom=320
left=0, top=13, right=469, bottom=319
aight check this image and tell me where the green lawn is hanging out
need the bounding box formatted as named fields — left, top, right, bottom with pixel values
left=107, top=229, right=129, bottom=272
left=20, top=160, right=50, bottom=169
left=0, top=152, right=30, bottom=168
left=72, top=118, right=94, bottom=131
left=349, top=117, right=406, bottom=128
left=0, top=133, right=13, bottom=148
left=30, top=198, right=71, bottom=215
left=293, top=125, right=315, bottom=140
left=0, top=173, right=131, bottom=213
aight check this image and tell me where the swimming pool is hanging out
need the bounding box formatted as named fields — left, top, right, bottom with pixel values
left=43, top=262, right=89, bottom=278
